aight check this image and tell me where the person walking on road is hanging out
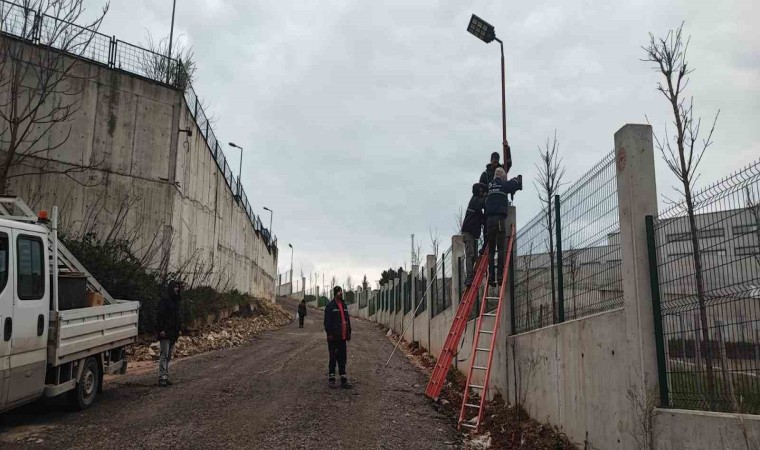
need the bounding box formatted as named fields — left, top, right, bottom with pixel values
left=324, top=286, right=352, bottom=389
left=297, top=299, right=307, bottom=328
left=157, top=280, right=182, bottom=387
left=461, top=182, right=488, bottom=287
left=485, top=167, right=522, bottom=287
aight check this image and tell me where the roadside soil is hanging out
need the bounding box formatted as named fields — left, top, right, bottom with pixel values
left=0, top=298, right=460, bottom=449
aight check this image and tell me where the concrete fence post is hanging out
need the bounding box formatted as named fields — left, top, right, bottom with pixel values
left=412, top=264, right=419, bottom=344
left=614, top=125, right=660, bottom=408
left=493, top=205, right=516, bottom=400
left=451, top=234, right=465, bottom=308
left=426, top=254, right=436, bottom=351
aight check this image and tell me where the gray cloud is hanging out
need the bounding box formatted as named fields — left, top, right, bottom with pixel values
left=85, top=0, right=759, bottom=289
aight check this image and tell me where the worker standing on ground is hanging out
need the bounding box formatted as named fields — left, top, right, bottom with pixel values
left=485, top=167, right=522, bottom=287
left=157, top=280, right=182, bottom=387
left=324, top=286, right=352, bottom=389
left=461, top=182, right=488, bottom=287
left=298, top=299, right=307, bottom=328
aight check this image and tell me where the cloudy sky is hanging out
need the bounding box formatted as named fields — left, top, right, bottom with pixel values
left=83, top=0, right=759, bottom=290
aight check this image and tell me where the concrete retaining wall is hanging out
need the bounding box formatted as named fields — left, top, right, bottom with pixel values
left=2, top=35, right=277, bottom=299
left=654, top=408, right=760, bottom=449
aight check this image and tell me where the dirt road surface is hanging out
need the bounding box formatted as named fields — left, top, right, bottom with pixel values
left=0, top=298, right=460, bottom=449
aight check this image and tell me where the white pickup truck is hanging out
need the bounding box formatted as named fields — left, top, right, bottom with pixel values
left=0, top=197, right=139, bottom=413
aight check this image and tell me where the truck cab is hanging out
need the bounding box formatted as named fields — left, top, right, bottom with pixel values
left=0, top=220, right=49, bottom=410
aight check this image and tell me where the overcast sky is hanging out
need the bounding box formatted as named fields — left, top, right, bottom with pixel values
left=84, top=0, right=759, bottom=290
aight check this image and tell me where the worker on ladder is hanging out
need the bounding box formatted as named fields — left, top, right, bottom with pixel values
left=485, top=167, right=522, bottom=287
left=461, top=182, right=488, bottom=287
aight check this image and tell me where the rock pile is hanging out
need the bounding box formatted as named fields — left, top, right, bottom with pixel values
left=129, top=298, right=293, bottom=362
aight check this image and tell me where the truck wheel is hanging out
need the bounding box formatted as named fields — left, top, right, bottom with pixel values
left=68, top=357, right=100, bottom=410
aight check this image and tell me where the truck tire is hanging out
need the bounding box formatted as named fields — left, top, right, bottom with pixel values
left=68, top=357, right=100, bottom=410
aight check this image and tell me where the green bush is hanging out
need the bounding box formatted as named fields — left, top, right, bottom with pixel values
left=318, top=296, right=328, bottom=307
left=304, top=294, right=316, bottom=303
left=62, top=233, right=260, bottom=334
left=62, top=233, right=162, bottom=334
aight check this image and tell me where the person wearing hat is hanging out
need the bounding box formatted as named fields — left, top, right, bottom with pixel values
left=479, top=151, right=503, bottom=187
left=485, top=167, right=523, bottom=287
left=461, top=182, right=488, bottom=287
left=324, top=286, right=352, bottom=389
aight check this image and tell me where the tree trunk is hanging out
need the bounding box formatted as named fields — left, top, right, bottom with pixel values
left=685, top=187, right=717, bottom=410
left=547, top=206, right=557, bottom=323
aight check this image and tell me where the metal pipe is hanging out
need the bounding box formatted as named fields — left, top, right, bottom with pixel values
left=495, top=37, right=509, bottom=171
left=52, top=206, right=59, bottom=312
left=167, top=0, right=177, bottom=84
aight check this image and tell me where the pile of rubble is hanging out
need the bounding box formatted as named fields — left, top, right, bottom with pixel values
left=129, top=298, right=293, bottom=362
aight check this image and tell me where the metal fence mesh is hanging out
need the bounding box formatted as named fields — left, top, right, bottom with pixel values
left=512, top=150, right=622, bottom=334
left=653, top=159, right=760, bottom=414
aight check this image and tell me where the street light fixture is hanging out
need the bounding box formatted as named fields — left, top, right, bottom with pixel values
left=228, top=142, right=244, bottom=197
left=466, top=14, right=512, bottom=171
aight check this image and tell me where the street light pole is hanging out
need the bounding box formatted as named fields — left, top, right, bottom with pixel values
left=288, top=243, right=294, bottom=295
left=263, top=207, right=274, bottom=237
left=228, top=142, right=244, bottom=197
left=467, top=14, right=512, bottom=172
left=166, top=0, right=177, bottom=84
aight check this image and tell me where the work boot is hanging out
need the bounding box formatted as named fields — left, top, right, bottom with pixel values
left=464, top=275, right=473, bottom=287
left=329, top=377, right=337, bottom=389
left=165, top=379, right=174, bottom=386
left=158, top=379, right=168, bottom=388
left=340, top=377, right=353, bottom=389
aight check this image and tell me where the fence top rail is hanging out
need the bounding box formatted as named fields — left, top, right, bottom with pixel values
left=657, top=158, right=760, bottom=221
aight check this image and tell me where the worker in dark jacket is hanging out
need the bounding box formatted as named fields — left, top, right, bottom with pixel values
left=479, top=152, right=503, bottom=187
left=157, top=280, right=182, bottom=387
left=461, top=182, right=488, bottom=287
left=485, top=167, right=522, bottom=286
left=324, top=286, right=352, bottom=389
left=297, top=299, right=307, bottom=328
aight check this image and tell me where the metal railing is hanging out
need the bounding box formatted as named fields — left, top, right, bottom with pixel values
left=649, top=159, right=760, bottom=414
left=512, top=150, right=622, bottom=334
left=0, top=0, right=277, bottom=252
left=415, top=263, right=427, bottom=316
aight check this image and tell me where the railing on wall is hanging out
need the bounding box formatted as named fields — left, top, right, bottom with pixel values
left=648, top=159, right=760, bottom=414
left=0, top=0, right=277, bottom=253
left=511, top=150, right=622, bottom=334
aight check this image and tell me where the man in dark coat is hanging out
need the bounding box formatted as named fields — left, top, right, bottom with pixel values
left=461, top=182, right=488, bottom=287
left=479, top=152, right=503, bottom=187
left=324, top=286, right=352, bottom=389
left=297, top=299, right=307, bottom=328
left=157, top=280, right=182, bottom=387
left=485, top=168, right=522, bottom=286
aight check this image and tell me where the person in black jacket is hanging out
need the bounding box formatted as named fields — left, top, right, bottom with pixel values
left=324, top=286, right=352, bottom=389
left=297, top=299, right=307, bottom=328
left=157, top=280, right=182, bottom=387
left=479, top=152, right=503, bottom=187
left=485, top=168, right=522, bottom=287
left=462, top=182, right=488, bottom=287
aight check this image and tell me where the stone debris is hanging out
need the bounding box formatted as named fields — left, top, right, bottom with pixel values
left=129, top=299, right=293, bottom=361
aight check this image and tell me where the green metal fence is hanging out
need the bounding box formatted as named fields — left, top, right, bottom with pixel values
left=648, top=159, right=760, bottom=414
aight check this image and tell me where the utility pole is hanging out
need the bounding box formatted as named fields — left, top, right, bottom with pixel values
left=166, top=0, right=177, bottom=84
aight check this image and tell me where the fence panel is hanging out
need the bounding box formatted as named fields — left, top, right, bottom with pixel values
left=652, top=159, right=760, bottom=414
left=512, top=150, right=621, bottom=334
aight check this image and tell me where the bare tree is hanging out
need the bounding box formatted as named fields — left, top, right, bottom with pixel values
left=410, top=233, right=421, bottom=266
left=0, top=0, right=110, bottom=193
left=429, top=226, right=440, bottom=258
left=643, top=22, right=720, bottom=409
left=534, top=131, right=565, bottom=323
left=454, top=205, right=464, bottom=234
left=141, top=32, right=196, bottom=91
left=567, top=245, right=581, bottom=320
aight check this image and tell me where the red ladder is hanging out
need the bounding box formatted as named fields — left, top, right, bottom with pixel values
left=424, top=245, right=489, bottom=400
left=459, top=225, right=515, bottom=432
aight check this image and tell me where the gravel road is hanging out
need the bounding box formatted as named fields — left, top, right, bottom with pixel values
left=0, top=298, right=460, bottom=449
